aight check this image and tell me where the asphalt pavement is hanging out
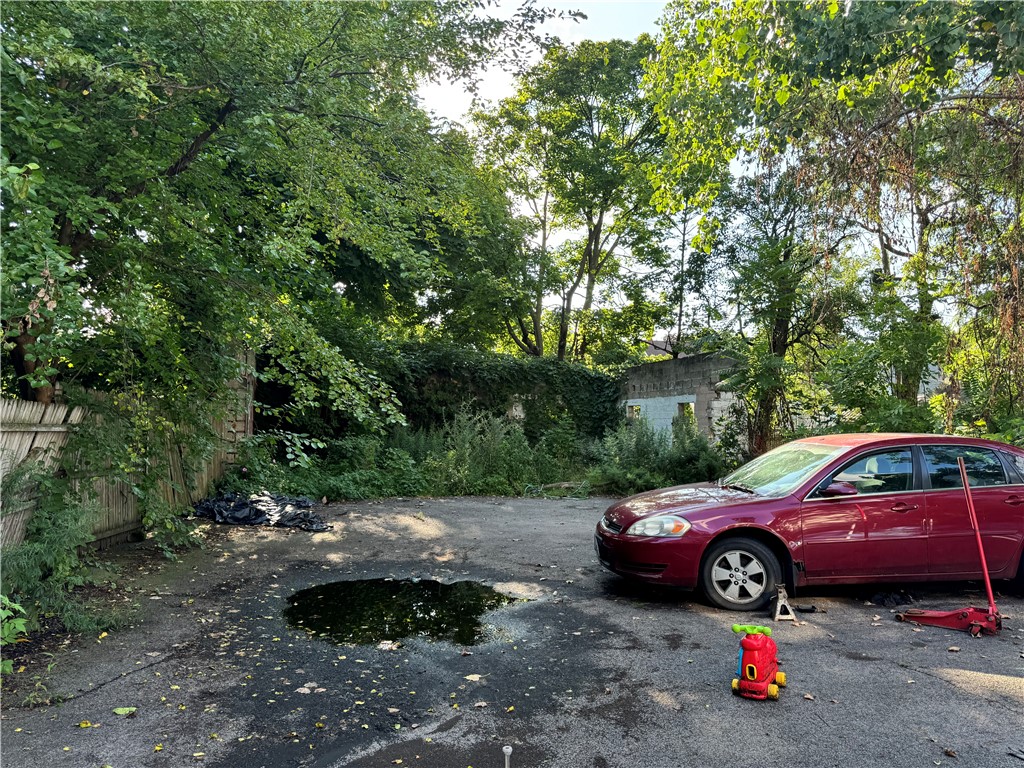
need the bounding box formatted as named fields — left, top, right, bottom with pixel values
left=1, top=496, right=1022, bottom=768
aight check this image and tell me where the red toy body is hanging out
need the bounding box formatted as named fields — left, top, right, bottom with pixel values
left=732, top=625, right=786, bottom=700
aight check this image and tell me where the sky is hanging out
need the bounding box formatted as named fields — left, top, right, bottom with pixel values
left=418, top=1, right=667, bottom=125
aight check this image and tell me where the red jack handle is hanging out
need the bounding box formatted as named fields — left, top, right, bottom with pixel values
left=957, top=457, right=997, bottom=617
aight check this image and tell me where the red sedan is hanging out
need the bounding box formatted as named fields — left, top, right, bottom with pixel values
left=595, top=434, right=1024, bottom=611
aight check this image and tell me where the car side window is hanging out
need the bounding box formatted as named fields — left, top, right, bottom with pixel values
left=831, top=449, right=914, bottom=495
left=921, top=446, right=1007, bottom=489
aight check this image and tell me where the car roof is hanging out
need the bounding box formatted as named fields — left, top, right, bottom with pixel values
left=791, top=433, right=1020, bottom=451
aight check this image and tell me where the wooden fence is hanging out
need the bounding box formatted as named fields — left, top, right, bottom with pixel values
left=0, top=400, right=86, bottom=548
left=1, top=386, right=253, bottom=549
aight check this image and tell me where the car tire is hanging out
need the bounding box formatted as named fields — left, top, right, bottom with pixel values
left=700, top=537, right=780, bottom=611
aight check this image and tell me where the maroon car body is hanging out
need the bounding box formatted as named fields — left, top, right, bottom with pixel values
left=594, top=434, right=1024, bottom=610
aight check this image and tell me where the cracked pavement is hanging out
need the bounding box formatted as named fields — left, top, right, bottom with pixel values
left=1, top=496, right=1023, bottom=768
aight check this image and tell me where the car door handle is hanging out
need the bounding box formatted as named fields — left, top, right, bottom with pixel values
left=890, top=503, right=918, bottom=513
left=1005, top=495, right=1024, bottom=506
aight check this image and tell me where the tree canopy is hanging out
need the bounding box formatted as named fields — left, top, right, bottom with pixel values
left=475, top=35, right=675, bottom=364
left=1, top=0, right=560, bottom=415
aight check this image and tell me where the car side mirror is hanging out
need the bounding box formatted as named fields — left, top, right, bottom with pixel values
left=819, top=481, right=859, bottom=498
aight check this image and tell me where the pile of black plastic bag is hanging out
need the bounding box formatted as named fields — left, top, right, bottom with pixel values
left=193, top=492, right=331, bottom=532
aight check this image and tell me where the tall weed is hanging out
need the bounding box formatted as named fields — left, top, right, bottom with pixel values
left=0, top=460, right=108, bottom=630
left=589, top=417, right=724, bottom=496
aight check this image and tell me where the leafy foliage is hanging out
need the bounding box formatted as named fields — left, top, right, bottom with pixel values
left=649, top=0, right=1024, bottom=444
left=0, top=459, right=108, bottom=632
left=475, top=36, right=674, bottom=362
left=588, top=417, right=726, bottom=496
left=0, top=595, right=28, bottom=677
left=382, top=342, right=623, bottom=441
left=222, top=410, right=593, bottom=500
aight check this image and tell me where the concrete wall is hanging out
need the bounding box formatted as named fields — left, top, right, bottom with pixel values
left=622, top=354, right=738, bottom=440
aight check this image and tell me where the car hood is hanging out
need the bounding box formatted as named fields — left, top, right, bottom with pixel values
left=603, top=482, right=762, bottom=530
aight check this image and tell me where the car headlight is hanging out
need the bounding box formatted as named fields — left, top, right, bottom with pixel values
left=626, top=515, right=691, bottom=538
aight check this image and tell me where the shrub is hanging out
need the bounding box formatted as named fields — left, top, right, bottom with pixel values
left=0, top=460, right=106, bottom=631
left=418, top=410, right=539, bottom=496
left=221, top=410, right=727, bottom=503
left=589, top=417, right=725, bottom=496
left=1, top=595, right=28, bottom=677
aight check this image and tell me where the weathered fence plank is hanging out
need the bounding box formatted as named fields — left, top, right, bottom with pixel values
left=1, top=388, right=252, bottom=549
left=0, top=401, right=87, bottom=547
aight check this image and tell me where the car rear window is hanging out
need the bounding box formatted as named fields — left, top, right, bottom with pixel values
left=1001, top=451, right=1024, bottom=484
left=922, top=445, right=1008, bottom=489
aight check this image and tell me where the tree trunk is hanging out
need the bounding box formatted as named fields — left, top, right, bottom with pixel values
left=9, top=331, right=55, bottom=403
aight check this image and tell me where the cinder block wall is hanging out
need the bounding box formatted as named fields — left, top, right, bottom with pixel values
left=622, top=354, right=738, bottom=438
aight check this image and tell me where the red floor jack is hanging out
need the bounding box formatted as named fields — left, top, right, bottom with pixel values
left=896, top=457, right=1002, bottom=637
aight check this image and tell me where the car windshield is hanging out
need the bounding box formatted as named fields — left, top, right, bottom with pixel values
left=719, top=442, right=844, bottom=498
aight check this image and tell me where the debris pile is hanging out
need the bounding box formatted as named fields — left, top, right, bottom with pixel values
left=194, top=492, right=330, bottom=532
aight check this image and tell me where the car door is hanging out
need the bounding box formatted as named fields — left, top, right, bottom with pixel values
left=922, top=444, right=1024, bottom=576
left=800, top=447, right=928, bottom=579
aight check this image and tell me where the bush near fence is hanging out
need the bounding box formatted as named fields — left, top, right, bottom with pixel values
left=0, top=393, right=252, bottom=550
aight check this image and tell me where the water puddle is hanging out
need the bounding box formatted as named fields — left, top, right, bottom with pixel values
left=284, top=578, right=513, bottom=646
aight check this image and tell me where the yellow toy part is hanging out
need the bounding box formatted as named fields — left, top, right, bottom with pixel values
left=767, top=683, right=780, bottom=700
left=731, top=678, right=740, bottom=693
left=775, top=671, right=787, bottom=687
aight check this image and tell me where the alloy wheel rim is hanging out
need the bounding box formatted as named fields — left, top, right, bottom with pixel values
left=710, top=549, right=767, bottom=604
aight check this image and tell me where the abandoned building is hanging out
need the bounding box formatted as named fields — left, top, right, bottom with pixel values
left=621, top=353, right=739, bottom=440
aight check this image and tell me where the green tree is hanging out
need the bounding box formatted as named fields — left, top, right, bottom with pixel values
left=476, top=36, right=673, bottom=362
left=1, top=1, right=567, bottom=408
left=649, top=0, right=1024, bottom=438
left=696, top=167, right=858, bottom=452
left=0, top=0, right=561, bottom=539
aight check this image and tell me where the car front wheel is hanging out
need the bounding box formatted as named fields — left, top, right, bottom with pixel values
left=700, top=537, right=780, bottom=611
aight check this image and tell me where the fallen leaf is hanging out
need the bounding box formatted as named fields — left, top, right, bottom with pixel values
left=464, top=674, right=483, bottom=682
left=112, top=707, right=137, bottom=716
left=78, top=721, right=93, bottom=728
left=803, top=693, right=816, bottom=701
left=506, top=706, right=515, bottom=712
left=154, top=744, right=164, bottom=752
left=944, top=749, right=958, bottom=757
left=872, top=615, right=881, bottom=621
left=948, top=647, right=961, bottom=653
left=473, top=701, right=488, bottom=708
